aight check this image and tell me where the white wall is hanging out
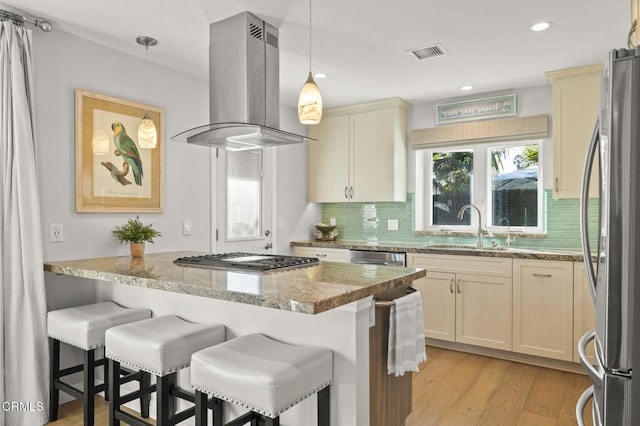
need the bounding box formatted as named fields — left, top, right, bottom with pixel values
left=406, top=85, right=554, bottom=191
left=275, top=109, right=322, bottom=253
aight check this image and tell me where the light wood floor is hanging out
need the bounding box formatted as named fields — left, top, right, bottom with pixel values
left=48, top=347, right=593, bottom=426
left=406, top=347, right=593, bottom=426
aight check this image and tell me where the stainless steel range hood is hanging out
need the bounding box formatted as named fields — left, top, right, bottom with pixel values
left=172, top=11, right=312, bottom=151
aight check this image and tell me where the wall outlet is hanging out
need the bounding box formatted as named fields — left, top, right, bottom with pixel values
left=277, top=217, right=286, bottom=230
left=387, top=219, right=399, bottom=231
left=329, top=218, right=336, bottom=226
left=49, top=223, right=63, bottom=242
left=183, top=220, right=191, bottom=236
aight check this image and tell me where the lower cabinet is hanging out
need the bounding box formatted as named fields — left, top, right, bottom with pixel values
left=408, top=254, right=513, bottom=351
left=292, top=246, right=350, bottom=262
left=512, top=259, right=574, bottom=361
left=573, top=262, right=596, bottom=364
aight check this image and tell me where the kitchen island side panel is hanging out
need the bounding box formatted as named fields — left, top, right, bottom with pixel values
left=92, top=278, right=372, bottom=426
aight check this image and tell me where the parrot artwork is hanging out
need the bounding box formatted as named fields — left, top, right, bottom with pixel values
left=111, top=122, right=143, bottom=186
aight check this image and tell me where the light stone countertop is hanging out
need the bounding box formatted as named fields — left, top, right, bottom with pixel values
left=44, top=251, right=426, bottom=314
left=290, top=240, right=591, bottom=262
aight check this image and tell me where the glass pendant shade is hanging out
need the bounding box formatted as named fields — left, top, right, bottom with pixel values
left=298, top=72, right=323, bottom=125
left=138, top=111, right=157, bottom=148
left=92, top=128, right=110, bottom=155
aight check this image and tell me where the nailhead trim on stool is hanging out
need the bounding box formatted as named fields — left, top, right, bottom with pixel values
left=47, top=301, right=151, bottom=426
left=191, top=333, right=333, bottom=426
left=106, top=315, right=226, bottom=426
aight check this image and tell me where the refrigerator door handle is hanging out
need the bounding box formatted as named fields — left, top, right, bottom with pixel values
left=578, top=329, right=603, bottom=383
left=580, top=120, right=600, bottom=303
left=576, top=385, right=595, bottom=426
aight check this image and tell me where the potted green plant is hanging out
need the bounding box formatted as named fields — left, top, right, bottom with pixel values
left=112, top=216, right=162, bottom=257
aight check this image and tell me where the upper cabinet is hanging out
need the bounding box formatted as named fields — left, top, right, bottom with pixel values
left=307, top=98, right=410, bottom=203
left=546, top=64, right=602, bottom=199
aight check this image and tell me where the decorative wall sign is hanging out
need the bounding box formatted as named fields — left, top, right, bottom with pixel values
left=436, top=94, right=517, bottom=124
left=75, top=89, right=164, bottom=213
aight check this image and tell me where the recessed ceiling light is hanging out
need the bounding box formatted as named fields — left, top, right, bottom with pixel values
left=530, top=21, right=551, bottom=32
left=314, top=72, right=328, bottom=79
left=460, top=85, right=473, bottom=91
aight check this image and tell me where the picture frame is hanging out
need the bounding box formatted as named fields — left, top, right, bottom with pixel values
left=75, top=89, right=164, bottom=213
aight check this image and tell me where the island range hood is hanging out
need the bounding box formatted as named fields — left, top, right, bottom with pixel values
left=172, top=11, right=313, bottom=151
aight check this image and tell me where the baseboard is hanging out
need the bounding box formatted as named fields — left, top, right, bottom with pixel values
left=425, top=339, right=587, bottom=375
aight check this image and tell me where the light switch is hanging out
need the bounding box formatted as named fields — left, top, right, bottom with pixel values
left=183, top=220, right=191, bottom=236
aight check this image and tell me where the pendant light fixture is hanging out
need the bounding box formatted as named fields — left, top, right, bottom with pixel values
left=137, top=35, right=158, bottom=149
left=297, top=0, right=323, bottom=125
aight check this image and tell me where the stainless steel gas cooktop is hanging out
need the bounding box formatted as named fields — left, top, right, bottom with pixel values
left=173, top=252, right=319, bottom=272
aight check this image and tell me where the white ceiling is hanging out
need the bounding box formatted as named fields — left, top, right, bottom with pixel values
left=4, top=0, right=631, bottom=109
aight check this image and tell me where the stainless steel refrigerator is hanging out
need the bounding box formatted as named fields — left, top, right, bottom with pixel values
left=577, top=47, right=640, bottom=425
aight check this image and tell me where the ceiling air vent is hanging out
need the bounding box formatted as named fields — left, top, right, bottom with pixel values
left=408, top=43, right=448, bottom=60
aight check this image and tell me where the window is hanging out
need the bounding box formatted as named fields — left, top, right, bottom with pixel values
left=226, top=150, right=262, bottom=240
left=417, top=140, right=542, bottom=232
left=489, top=144, right=540, bottom=227
left=431, top=150, right=473, bottom=225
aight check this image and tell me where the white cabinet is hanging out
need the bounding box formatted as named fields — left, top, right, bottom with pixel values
left=574, top=262, right=596, bottom=364
left=407, top=254, right=512, bottom=351
left=513, top=259, right=574, bottom=361
left=307, top=98, right=409, bottom=203
left=293, top=246, right=350, bottom=263
left=546, top=64, right=603, bottom=199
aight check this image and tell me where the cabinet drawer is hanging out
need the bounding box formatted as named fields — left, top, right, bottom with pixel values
left=293, top=247, right=350, bottom=263
left=407, top=253, right=512, bottom=277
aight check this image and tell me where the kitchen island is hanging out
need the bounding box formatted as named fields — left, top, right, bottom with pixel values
left=44, top=251, right=426, bottom=426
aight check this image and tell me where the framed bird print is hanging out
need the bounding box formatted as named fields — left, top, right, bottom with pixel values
left=75, top=89, right=164, bottom=213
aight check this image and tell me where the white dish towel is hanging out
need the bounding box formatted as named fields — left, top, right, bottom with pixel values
left=387, top=290, right=427, bottom=376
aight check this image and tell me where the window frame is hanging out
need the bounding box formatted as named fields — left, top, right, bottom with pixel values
left=417, top=139, right=544, bottom=234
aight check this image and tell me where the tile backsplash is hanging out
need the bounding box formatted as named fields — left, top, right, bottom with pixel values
left=321, top=191, right=598, bottom=250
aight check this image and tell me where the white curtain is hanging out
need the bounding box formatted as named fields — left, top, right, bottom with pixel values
left=0, top=21, right=49, bottom=426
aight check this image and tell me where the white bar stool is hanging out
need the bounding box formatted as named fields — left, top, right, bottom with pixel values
left=191, top=333, right=333, bottom=426
left=47, top=301, right=152, bottom=426
left=105, top=315, right=226, bottom=426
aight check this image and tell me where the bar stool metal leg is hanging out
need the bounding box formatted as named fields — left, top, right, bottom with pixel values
left=140, top=371, right=151, bottom=418
left=195, top=390, right=208, bottom=425
left=49, top=337, right=60, bottom=422
left=156, top=372, right=176, bottom=426
left=108, top=359, right=121, bottom=426
left=83, top=349, right=96, bottom=426
left=318, top=386, right=330, bottom=426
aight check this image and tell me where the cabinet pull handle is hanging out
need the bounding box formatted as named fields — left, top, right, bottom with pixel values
left=449, top=278, right=454, bottom=293
left=456, top=278, right=461, bottom=293
left=350, top=186, right=354, bottom=199
left=554, top=177, right=559, bottom=194
left=316, top=254, right=328, bottom=258
left=629, top=19, right=637, bottom=49
left=344, top=186, right=348, bottom=199
left=532, top=273, right=552, bottom=278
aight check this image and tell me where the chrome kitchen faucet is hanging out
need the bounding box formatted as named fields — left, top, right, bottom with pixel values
left=457, top=203, right=484, bottom=248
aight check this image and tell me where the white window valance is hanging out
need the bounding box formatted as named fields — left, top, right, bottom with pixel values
left=410, top=114, right=549, bottom=149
